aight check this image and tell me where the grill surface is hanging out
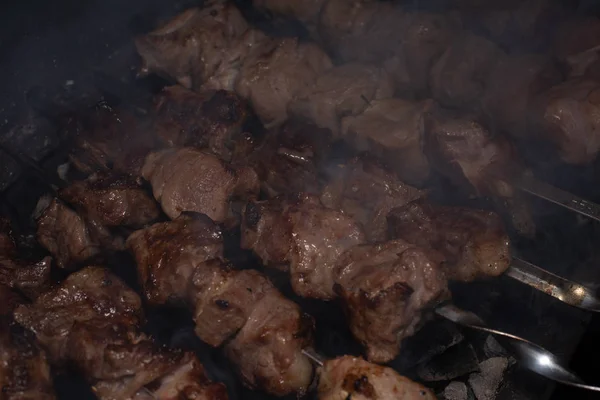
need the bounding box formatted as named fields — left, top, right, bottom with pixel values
left=2, top=0, right=600, bottom=399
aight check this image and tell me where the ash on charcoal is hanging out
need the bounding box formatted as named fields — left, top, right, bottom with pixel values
left=1, top=112, right=59, bottom=162
left=417, top=341, right=479, bottom=382
left=468, top=357, right=510, bottom=400
left=484, top=335, right=508, bottom=358
left=442, top=381, right=469, bottom=400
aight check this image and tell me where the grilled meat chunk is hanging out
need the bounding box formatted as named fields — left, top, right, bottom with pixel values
left=340, top=98, right=432, bottom=186
left=235, top=36, right=332, bottom=128
left=59, top=172, right=160, bottom=228
left=13, top=267, right=226, bottom=400
left=36, top=198, right=100, bottom=268
left=334, top=240, right=449, bottom=363
left=142, top=147, right=259, bottom=222
left=318, top=355, right=436, bottom=400
left=249, top=120, right=331, bottom=197
left=135, top=2, right=249, bottom=90
left=288, top=63, right=393, bottom=136
left=66, top=102, right=157, bottom=177
left=530, top=79, right=600, bottom=165
left=425, top=110, right=535, bottom=236
left=241, top=194, right=366, bottom=300
left=127, top=213, right=224, bottom=305
left=388, top=200, right=511, bottom=282
left=129, top=215, right=314, bottom=396
left=430, top=32, right=502, bottom=110
left=153, top=86, right=261, bottom=162
left=482, top=54, right=562, bottom=138
left=555, top=17, right=600, bottom=79
left=321, top=156, right=424, bottom=242
left=425, top=111, right=520, bottom=199
left=225, top=290, right=314, bottom=396
left=0, top=256, right=52, bottom=300
left=0, top=316, right=56, bottom=400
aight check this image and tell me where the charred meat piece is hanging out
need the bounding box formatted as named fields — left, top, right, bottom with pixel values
left=235, top=36, right=332, bottom=128
left=142, top=147, right=260, bottom=222
left=13, top=267, right=226, bottom=400
left=248, top=120, right=331, bottom=197
left=0, top=310, right=56, bottom=400
left=340, top=98, right=432, bottom=186
left=66, top=102, right=158, bottom=177
left=153, top=86, right=261, bottom=162
left=530, top=79, right=600, bottom=165
left=318, top=355, right=436, bottom=400
left=59, top=172, right=160, bottom=229
left=334, top=240, right=449, bottom=363
left=127, top=213, right=224, bottom=305
left=430, top=32, right=502, bottom=110
left=36, top=198, right=100, bottom=269
left=241, top=194, right=366, bottom=300
left=482, top=53, right=563, bottom=138
left=321, top=156, right=424, bottom=242
left=388, top=200, right=511, bottom=282
left=288, top=63, right=393, bottom=136
left=128, top=216, right=314, bottom=396
left=0, top=256, right=52, bottom=300
left=135, top=2, right=249, bottom=90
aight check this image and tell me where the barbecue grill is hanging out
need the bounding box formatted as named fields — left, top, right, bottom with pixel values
left=2, top=0, right=600, bottom=399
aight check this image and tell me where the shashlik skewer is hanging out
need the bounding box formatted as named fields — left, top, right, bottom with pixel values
left=248, top=0, right=600, bottom=224
left=13, top=266, right=229, bottom=400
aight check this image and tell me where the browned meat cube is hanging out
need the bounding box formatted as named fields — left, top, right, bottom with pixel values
left=321, top=156, right=424, bottom=241
left=318, top=355, right=436, bottom=400
left=235, top=36, right=332, bottom=128
left=0, top=317, right=56, bottom=400
left=530, top=79, right=600, bottom=165
left=127, top=213, right=224, bottom=305
left=241, top=194, right=366, bottom=300
left=340, top=98, right=432, bottom=186
left=430, top=32, right=502, bottom=110
left=142, top=147, right=260, bottom=222
left=288, top=63, right=394, bottom=136
left=0, top=256, right=52, bottom=300
left=225, top=291, right=314, bottom=396
left=135, top=3, right=249, bottom=90
left=36, top=198, right=101, bottom=268
left=59, top=172, right=160, bottom=229
left=248, top=120, right=331, bottom=198
left=388, top=200, right=511, bottom=282
left=153, top=86, right=261, bottom=162
left=333, top=240, right=449, bottom=363
left=482, top=53, right=562, bottom=138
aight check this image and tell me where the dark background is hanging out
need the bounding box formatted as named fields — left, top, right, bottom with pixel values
left=1, top=0, right=600, bottom=399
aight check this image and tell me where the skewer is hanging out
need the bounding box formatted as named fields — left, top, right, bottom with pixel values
left=436, top=303, right=600, bottom=392
left=517, top=173, right=600, bottom=222
left=506, top=257, right=600, bottom=312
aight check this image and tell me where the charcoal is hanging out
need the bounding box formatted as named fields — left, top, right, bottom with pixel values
left=0, top=152, right=21, bottom=192
left=442, top=381, right=470, bottom=400
left=483, top=335, right=508, bottom=358
left=468, top=357, right=510, bottom=400
left=1, top=113, right=59, bottom=162
left=417, top=341, right=479, bottom=382
left=391, top=319, right=464, bottom=373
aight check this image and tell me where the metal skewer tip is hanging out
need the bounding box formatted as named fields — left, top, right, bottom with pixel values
left=302, top=348, right=325, bottom=367
left=506, top=257, right=600, bottom=312
left=435, top=303, right=600, bottom=392
left=517, top=174, right=600, bottom=223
